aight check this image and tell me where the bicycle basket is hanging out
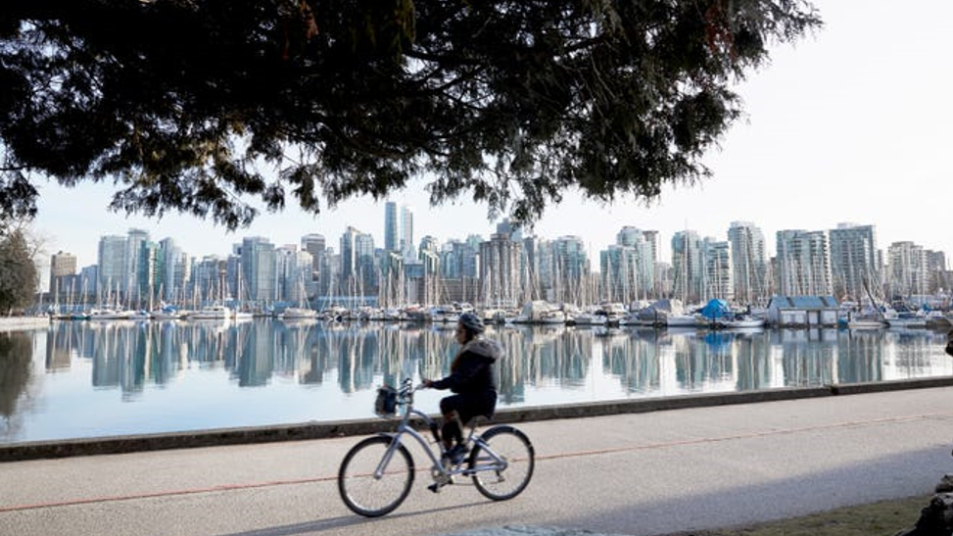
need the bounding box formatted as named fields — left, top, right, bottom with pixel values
left=374, top=385, right=399, bottom=417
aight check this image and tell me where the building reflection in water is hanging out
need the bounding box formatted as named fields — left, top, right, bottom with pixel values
left=1, top=321, right=950, bottom=442
left=34, top=320, right=953, bottom=399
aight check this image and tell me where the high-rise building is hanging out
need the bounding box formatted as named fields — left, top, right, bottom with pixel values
left=440, top=239, right=466, bottom=280
left=401, top=206, right=415, bottom=260
left=49, top=251, right=77, bottom=300
left=555, top=236, right=589, bottom=283
left=616, top=226, right=642, bottom=247
left=418, top=235, right=440, bottom=256
left=301, top=234, right=325, bottom=272
left=339, top=226, right=361, bottom=286
left=384, top=202, right=400, bottom=253
left=496, top=218, right=522, bottom=241
left=464, top=235, right=483, bottom=279
left=641, top=230, right=660, bottom=264
left=640, top=229, right=662, bottom=297
left=727, top=221, right=767, bottom=304
left=241, top=237, right=277, bottom=304
left=158, top=238, right=189, bottom=303
left=480, top=233, right=522, bottom=308
left=275, top=245, right=313, bottom=303
left=602, top=229, right=651, bottom=303
left=339, top=227, right=376, bottom=296
left=703, top=239, right=733, bottom=301
left=926, top=250, right=948, bottom=273
left=355, top=232, right=377, bottom=294
left=416, top=235, right=441, bottom=304
left=518, top=235, right=541, bottom=303
left=925, top=250, right=950, bottom=294
left=519, top=234, right=589, bottom=304
left=301, top=233, right=325, bottom=297
left=136, top=239, right=160, bottom=307
left=887, top=241, right=927, bottom=297
left=828, top=223, right=879, bottom=301
left=318, top=246, right=340, bottom=303
left=97, top=235, right=126, bottom=300
left=530, top=238, right=554, bottom=301
left=775, top=229, right=832, bottom=296
left=601, top=245, right=636, bottom=303
left=190, top=255, right=226, bottom=305
left=671, top=230, right=704, bottom=303
left=79, top=265, right=98, bottom=301
left=124, top=228, right=150, bottom=302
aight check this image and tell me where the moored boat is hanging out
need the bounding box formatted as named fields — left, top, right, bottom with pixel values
left=88, top=308, right=138, bottom=321
left=719, top=315, right=766, bottom=329
left=278, top=307, right=318, bottom=320
left=187, top=304, right=233, bottom=320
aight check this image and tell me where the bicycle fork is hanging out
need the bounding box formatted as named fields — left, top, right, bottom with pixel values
left=373, top=436, right=403, bottom=480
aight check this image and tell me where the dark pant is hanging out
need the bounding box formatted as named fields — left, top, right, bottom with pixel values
left=439, top=391, right=497, bottom=424
left=439, top=391, right=497, bottom=446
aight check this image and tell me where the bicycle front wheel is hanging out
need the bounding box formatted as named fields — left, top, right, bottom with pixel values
left=338, top=435, right=415, bottom=517
left=468, top=425, right=535, bottom=501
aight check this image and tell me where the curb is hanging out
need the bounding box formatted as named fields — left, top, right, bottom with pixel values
left=3, top=377, right=952, bottom=462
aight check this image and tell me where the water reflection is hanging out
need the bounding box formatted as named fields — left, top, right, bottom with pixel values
left=2, top=321, right=951, bottom=443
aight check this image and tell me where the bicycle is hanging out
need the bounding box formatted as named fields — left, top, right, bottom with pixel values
left=338, top=378, right=535, bottom=517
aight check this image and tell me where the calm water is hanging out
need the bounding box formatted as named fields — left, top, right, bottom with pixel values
left=1, top=319, right=951, bottom=444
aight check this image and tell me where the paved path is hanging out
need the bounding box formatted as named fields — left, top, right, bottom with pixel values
left=2, top=385, right=952, bottom=536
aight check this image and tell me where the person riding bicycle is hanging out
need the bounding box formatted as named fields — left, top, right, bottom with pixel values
left=423, top=312, right=503, bottom=465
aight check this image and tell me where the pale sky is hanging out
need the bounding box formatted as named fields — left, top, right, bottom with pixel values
left=31, top=0, right=953, bottom=271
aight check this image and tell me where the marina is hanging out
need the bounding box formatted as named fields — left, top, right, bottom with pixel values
left=1, top=317, right=951, bottom=445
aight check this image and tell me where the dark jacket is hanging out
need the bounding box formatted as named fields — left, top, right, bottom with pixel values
left=431, top=338, right=503, bottom=395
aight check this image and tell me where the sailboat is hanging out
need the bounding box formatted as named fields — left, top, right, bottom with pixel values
left=278, top=277, right=318, bottom=321
left=847, top=276, right=888, bottom=330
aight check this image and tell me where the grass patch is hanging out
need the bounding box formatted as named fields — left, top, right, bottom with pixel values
left=666, top=494, right=929, bottom=536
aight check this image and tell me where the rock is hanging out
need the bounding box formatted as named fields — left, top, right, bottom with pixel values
left=935, top=474, right=953, bottom=493
left=896, top=493, right=953, bottom=536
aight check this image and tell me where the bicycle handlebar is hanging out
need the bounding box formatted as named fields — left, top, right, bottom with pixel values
left=393, top=379, right=429, bottom=401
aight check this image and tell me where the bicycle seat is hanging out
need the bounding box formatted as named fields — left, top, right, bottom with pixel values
left=465, top=415, right=489, bottom=430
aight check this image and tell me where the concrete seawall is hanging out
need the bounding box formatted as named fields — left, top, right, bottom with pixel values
left=0, top=316, right=50, bottom=332
left=3, top=375, right=953, bottom=462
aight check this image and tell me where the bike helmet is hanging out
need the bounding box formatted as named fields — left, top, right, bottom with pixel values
left=458, top=312, right=485, bottom=335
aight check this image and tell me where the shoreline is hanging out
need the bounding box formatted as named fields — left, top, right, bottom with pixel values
left=3, top=375, right=952, bottom=463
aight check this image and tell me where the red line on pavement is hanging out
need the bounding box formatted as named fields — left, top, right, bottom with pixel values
left=0, top=475, right=337, bottom=514
left=534, top=411, right=951, bottom=462
left=2, top=410, right=948, bottom=514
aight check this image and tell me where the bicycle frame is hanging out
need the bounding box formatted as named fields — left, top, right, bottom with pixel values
left=373, top=406, right=440, bottom=478
left=373, top=386, right=508, bottom=480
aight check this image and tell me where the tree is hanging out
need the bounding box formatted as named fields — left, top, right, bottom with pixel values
left=0, top=1, right=821, bottom=229
left=0, top=229, right=38, bottom=313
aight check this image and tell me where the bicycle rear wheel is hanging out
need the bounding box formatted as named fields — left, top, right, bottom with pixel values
left=338, top=435, right=415, bottom=517
left=468, top=425, right=535, bottom=501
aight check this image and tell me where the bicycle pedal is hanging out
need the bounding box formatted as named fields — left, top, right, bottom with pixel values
left=428, top=473, right=454, bottom=493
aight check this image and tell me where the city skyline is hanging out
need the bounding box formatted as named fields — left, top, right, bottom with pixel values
left=44, top=218, right=947, bottom=305
left=27, top=0, right=953, bottom=272
left=40, top=216, right=945, bottom=273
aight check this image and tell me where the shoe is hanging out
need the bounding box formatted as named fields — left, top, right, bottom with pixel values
left=447, top=444, right=469, bottom=466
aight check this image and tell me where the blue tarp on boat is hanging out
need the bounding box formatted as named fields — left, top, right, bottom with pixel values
left=699, top=299, right=731, bottom=320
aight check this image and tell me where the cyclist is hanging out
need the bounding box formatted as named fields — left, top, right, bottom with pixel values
left=423, top=312, right=502, bottom=465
